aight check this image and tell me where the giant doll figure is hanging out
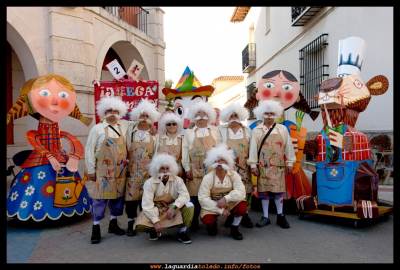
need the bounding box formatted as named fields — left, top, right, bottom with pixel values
left=246, top=70, right=319, bottom=200
left=162, top=66, right=215, bottom=135
left=299, top=37, right=389, bottom=217
left=6, top=74, right=92, bottom=221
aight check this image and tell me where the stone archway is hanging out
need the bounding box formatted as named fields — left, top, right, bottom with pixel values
left=6, top=20, right=44, bottom=153
left=95, top=30, right=151, bottom=81
left=6, top=22, right=43, bottom=81
left=111, top=41, right=149, bottom=80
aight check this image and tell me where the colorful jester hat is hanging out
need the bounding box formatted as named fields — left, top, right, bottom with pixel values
left=162, top=66, right=214, bottom=99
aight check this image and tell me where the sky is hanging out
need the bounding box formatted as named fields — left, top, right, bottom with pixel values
left=161, top=7, right=251, bottom=88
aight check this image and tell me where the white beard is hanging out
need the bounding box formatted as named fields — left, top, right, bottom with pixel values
left=228, top=119, right=241, bottom=124
left=194, top=116, right=209, bottom=121
left=104, top=113, right=122, bottom=120
left=211, top=163, right=230, bottom=170
left=263, top=114, right=276, bottom=119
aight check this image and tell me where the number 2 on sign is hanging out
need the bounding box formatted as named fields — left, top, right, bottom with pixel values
left=106, top=59, right=126, bottom=80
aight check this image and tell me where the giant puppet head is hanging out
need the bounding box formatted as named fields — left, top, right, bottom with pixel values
left=319, top=36, right=389, bottom=128
left=162, top=66, right=215, bottom=135
left=255, top=70, right=319, bottom=121
left=6, top=75, right=92, bottom=126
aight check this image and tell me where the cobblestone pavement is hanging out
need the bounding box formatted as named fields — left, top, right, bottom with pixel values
left=7, top=199, right=393, bottom=264
left=7, top=170, right=394, bottom=264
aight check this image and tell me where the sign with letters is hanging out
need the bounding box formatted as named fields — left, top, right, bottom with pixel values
left=94, top=80, right=159, bottom=125
left=106, top=59, right=126, bottom=80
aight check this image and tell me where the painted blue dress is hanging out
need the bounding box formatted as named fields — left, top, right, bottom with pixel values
left=6, top=123, right=92, bottom=221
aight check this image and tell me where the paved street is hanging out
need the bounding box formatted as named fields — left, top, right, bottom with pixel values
left=7, top=170, right=394, bottom=264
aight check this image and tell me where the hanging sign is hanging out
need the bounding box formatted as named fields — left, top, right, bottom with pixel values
left=127, top=59, right=144, bottom=80
left=94, top=79, right=159, bottom=126
left=106, top=59, right=126, bottom=80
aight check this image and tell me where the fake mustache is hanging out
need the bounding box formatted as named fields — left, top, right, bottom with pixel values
left=228, top=119, right=241, bottom=124
left=263, top=114, right=277, bottom=119
left=211, top=163, right=230, bottom=170
left=140, top=119, right=153, bottom=125
left=104, top=114, right=122, bottom=120
left=194, top=116, right=209, bottom=121
left=158, top=172, right=172, bottom=179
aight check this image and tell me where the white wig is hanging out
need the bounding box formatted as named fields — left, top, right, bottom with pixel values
left=148, top=153, right=181, bottom=177
left=187, top=100, right=217, bottom=125
left=204, top=143, right=235, bottom=170
left=96, top=96, right=128, bottom=119
left=220, top=102, right=249, bottom=123
left=158, top=113, right=183, bottom=134
left=253, top=100, right=284, bottom=120
left=130, top=98, right=161, bottom=123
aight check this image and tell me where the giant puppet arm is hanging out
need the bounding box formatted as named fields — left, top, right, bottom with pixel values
left=59, top=131, right=85, bottom=172
left=26, top=130, right=62, bottom=171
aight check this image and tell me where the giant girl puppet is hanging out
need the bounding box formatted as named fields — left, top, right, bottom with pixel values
left=162, top=66, right=216, bottom=135
left=246, top=69, right=319, bottom=200
left=6, top=74, right=92, bottom=221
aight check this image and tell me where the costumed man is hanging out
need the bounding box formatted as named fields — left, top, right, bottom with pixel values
left=182, top=100, right=222, bottom=231
left=217, top=102, right=254, bottom=228
left=85, top=96, right=132, bottom=244
left=198, top=143, right=247, bottom=240
left=125, top=99, right=160, bottom=236
left=6, top=75, right=92, bottom=222
left=157, top=112, right=184, bottom=177
left=134, top=153, right=194, bottom=244
left=245, top=70, right=317, bottom=200
left=248, top=100, right=296, bottom=229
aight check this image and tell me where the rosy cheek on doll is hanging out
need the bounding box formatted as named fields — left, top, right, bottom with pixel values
left=38, top=97, right=50, bottom=108
left=262, top=90, right=271, bottom=98
left=59, top=99, right=70, bottom=109
left=285, top=92, right=293, bottom=101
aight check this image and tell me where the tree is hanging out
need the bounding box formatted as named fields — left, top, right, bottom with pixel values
left=164, top=79, right=175, bottom=111
left=165, top=78, right=174, bottom=89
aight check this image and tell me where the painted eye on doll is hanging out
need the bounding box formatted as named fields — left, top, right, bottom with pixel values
left=263, top=82, right=275, bottom=88
left=58, top=91, right=69, bottom=99
left=176, top=106, right=183, bottom=116
left=282, top=84, right=293, bottom=90
left=39, top=89, right=51, bottom=97
left=354, top=80, right=363, bottom=89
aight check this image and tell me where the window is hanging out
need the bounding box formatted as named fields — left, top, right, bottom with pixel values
left=299, top=33, right=329, bottom=110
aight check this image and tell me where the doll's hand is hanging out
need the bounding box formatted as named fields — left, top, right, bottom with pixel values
left=66, top=156, right=79, bottom=172
left=48, top=156, right=62, bottom=172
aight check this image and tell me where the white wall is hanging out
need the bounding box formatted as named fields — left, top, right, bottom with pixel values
left=242, top=7, right=393, bottom=132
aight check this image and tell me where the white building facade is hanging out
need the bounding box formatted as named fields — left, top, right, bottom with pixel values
left=6, top=7, right=166, bottom=182
left=232, top=7, right=393, bottom=184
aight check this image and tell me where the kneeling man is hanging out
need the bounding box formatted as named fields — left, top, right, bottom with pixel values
left=198, top=143, right=247, bottom=240
left=134, top=153, right=194, bottom=244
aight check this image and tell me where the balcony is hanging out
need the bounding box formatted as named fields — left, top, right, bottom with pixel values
left=245, top=82, right=257, bottom=119
left=103, top=7, right=149, bottom=34
left=242, top=43, right=256, bottom=73
left=291, top=6, right=323, bottom=26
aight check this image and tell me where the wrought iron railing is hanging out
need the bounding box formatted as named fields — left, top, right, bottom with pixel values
left=292, top=6, right=308, bottom=23
left=247, top=82, right=256, bottom=119
left=291, top=6, right=324, bottom=26
left=103, top=7, right=149, bottom=34
left=242, top=43, right=256, bottom=73
left=299, top=33, right=329, bottom=110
